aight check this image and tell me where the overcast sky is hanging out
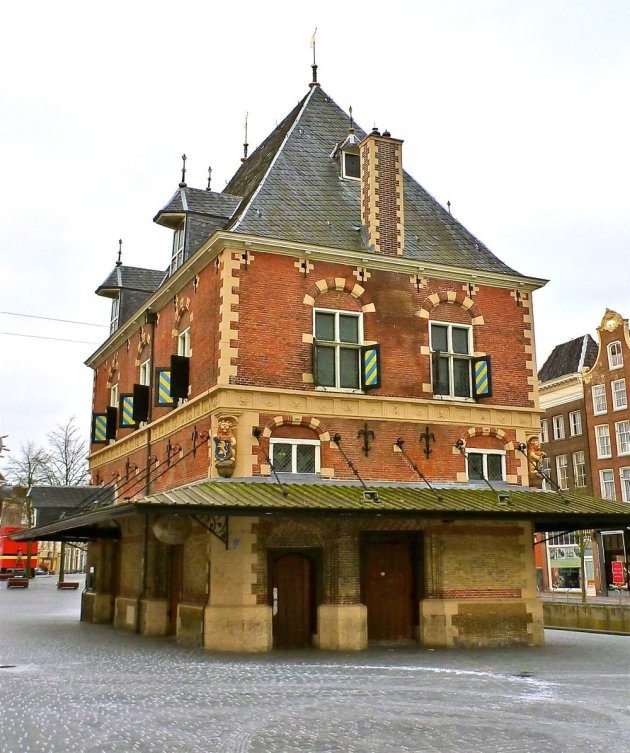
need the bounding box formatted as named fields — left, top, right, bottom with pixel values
left=1, top=1, right=629, bottom=464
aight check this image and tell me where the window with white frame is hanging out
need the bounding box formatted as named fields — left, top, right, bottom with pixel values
left=466, top=449, right=505, bottom=482
left=556, top=454, right=568, bottom=490
left=170, top=221, right=185, bottom=275
left=540, top=418, right=549, bottom=443
left=608, top=341, right=623, bottom=369
left=270, top=438, right=320, bottom=474
left=541, top=455, right=551, bottom=491
left=178, top=328, right=191, bottom=357
left=552, top=415, right=565, bottom=440
left=569, top=410, right=582, bottom=437
left=110, top=383, right=119, bottom=409
left=600, top=469, right=616, bottom=500
left=620, top=467, right=630, bottom=502
left=342, top=150, right=360, bottom=180
left=612, top=379, right=627, bottom=410
left=313, top=309, right=362, bottom=390
left=573, top=451, right=586, bottom=488
left=140, top=359, right=151, bottom=387
left=615, top=420, right=630, bottom=455
left=110, top=296, right=120, bottom=334
left=595, top=424, right=612, bottom=458
left=430, top=322, right=473, bottom=399
left=592, top=384, right=607, bottom=415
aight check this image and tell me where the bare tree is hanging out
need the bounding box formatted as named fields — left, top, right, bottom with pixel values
left=1, top=440, right=50, bottom=487
left=43, top=417, right=89, bottom=486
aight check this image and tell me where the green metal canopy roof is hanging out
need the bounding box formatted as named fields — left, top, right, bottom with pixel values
left=12, top=479, right=630, bottom=541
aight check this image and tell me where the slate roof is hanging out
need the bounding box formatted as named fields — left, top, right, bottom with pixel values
left=154, top=187, right=241, bottom=221
left=96, top=265, right=165, bottom=294
left=222, top=85, right=524, bottom=277
left=29, top=485, right=114, bottom=509
left=538, top=334, right=598, bottom=382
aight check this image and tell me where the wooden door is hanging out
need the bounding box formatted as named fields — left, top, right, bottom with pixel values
left=271, top=553, right=313, bottom=648
left=168, top=544, right=184, bottom=636
left=363, top=539, right=414, bottom=641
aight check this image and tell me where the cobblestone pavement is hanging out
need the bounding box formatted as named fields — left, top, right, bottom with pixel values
left=1, top=577, right=629, bottom=753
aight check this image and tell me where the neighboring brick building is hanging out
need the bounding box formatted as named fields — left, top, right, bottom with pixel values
left=15, top=79, right=630, bottom=649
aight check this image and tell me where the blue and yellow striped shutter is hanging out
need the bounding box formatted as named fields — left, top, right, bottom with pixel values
left=120, top=395, right=135, bottom=427
left=92, top=413, right=107, bottom=443
left=156, top=368, right=173, bottom=406
left=361, top=345, right=381, bottom=390
left=473, top=356, right=492, bottom=398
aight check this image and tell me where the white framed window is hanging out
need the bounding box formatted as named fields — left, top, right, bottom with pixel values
left=592, top=384, right=607, bottom=415
left=466, top=449, right=506, bottom=482
left=540, top=418, right=549, bottom=443
left=556, top=454, right=568, bottom=490
left=541, top=455, right=551, bottom=491
left=608, top=341, right=623, bottom=370
left=110, top=296, right=120, bottom=334
left=430, top=322, right=473, bottom=399
left=313, top=309, right=363, bottom=390
left=140, top=359, right=151, bottom=387
left=270, top=438, right=320, bottom=474
left=620, top=467, right=630, bottom=502
left=178, top=328, right=191, bottom=357
left=110, top=383, right=119, bottom=409
left=600, top=469, right=616, bottom=500
left=595, top=424, right=612, bottom=458
left=615, top=420, right=630, bottom=455
left=572, top=451, right=586, bottom=488
left=612, top=379, right=627, bottom=410
left=552, top=415, right=565, bottom=440
left=170, top=221, right=185, bottom=275
left=568, top=410, right=582, bottom=437
left=342, top=150, right=360, bottom=180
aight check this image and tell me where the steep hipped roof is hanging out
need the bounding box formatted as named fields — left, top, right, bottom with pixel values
left=96, top=265, right=165, bottom=295
left=154, top=187, right=241, bottom=223
left=224, top=85, right=523, bottom=277
left=538, top=334, right=598, bottom=382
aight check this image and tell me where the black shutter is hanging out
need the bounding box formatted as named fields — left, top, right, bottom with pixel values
left=105, top=406, right=118, bottom=441
left=132, top=384, right=150, bottom=423
left=170, top=355, right=190, bottom=400
left=312, top=342, right=319, bottom=386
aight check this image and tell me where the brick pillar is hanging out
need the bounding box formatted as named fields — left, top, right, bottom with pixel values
left=360, top=130, right=405, bottom=256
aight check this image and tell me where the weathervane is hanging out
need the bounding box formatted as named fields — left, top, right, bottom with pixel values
left=242, top=113, right=249, bottom=162
left=179, top=154, right=187, bottom=188
left=116, top=239, right=123, bottom=267
left=310, top=28, right=318, bottom=86
left=206, top=166, right=212, bottom=192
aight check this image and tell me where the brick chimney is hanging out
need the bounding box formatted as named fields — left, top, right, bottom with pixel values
left=359, top=129, right=404, bottom=256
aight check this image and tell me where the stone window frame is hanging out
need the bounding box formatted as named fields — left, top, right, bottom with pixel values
left=464, top=447, right=506, bottom=482
left=592, top=384, right=607, bottom=415
left=429, top=320, right=474, bottom=401
left=556, top=454, right=568, bottom=490
left=568, top=410, right=582, bottom=437
left=178, top=327, right=191, bottom=358
left=608, top=341, right=623, bottom=370
left=599, top=468, right=616, bottom=500
left=572, top=451, right=586, bottom=488
left=139, top=358, right=151, bottom=387
left=595, top=424, right=612, bottom=459
left=110, top=382, right=119, bottom=409
left=552, top=414, right=565, bottom=441
left=269, top=437, right=321, bottom=475
left=313, top=307, right=364, bottom=393
left=615, top=420, right=630, bottom=456
left=611, top=378, right=627, bottom=411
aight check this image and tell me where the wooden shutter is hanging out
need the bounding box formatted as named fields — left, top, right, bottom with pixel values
left=472, top=355, right=492, bottom=398
left=91, top=413, right=107, bottom=444
left=361, top=345, right=381, bottom=389
left=155, top=367, right=173, bottom=406
left=119, top=394, right=135, bottom=428
left=170, top=355, right=190, bottom=400
left=105, top=406, right=118, bottom=441
left=132, top=384, right=150, bottom=423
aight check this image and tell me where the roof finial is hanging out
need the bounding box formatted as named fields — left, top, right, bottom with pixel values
left=116, top=239, right=123, bottom=267
left=179, top=154, right=187, bottom=188
left=241, top=113, right=249, bottom=163
left=206, top=166, right=212, bottom=191
left=349, top=105, right=354, bottom=133
left=309, top=28, right=319, bottom=87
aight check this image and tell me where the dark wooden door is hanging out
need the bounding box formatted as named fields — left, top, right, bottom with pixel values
left=271, top=554, right=313, bottom=648
left=363, top=540, right=414, bottom=641
left=168, top=544, right=184, bottom=636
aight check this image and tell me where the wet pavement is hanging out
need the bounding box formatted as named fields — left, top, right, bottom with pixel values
left=1, top=576, right=629, bottom=753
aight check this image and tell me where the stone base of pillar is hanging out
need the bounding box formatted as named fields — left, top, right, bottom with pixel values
left=140, top=598, right=169, bottom=636
left=317, top=604, right=368, bottom=650
left=81, top=591, right=114, bottom=624
left=204, top=605, right=272, bottom=652
left=420, top=598, right=545, bottom=648
left=177, top=603, right=205, bottom=647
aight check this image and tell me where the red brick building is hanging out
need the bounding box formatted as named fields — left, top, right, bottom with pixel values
left=17, top=81, right=630, bottom=649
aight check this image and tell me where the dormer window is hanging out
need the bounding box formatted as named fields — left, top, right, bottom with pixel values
left=170, top=221, right=185, bottom=274
left=110, top=296, right=120, bottom=334
left=342, top=151, right=360, bottom=180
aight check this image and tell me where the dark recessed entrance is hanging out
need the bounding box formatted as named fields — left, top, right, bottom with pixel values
left=361, top=534, right=421, bottom=642
left=270, top=551, right=318, bottom=649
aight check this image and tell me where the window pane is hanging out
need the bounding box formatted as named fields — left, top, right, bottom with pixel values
left=344, top=152, right=360, bottom=178
left=452, top=327, right=469, bottom=354
left=453, top=358, right=471, bottom=397
left=434, top=355, right=450, bottom=395
left=339, top=347, right=360, bottom=389
left=468, top=453, right=484, bottom=480
left=315, top=312, right=335, bottom=341
left=296, top=445, right=316, bottom=473
left=273, top=444, right=292, bottom=473
left=315, top=345, right=335, bottom=387
left=487, top=455, right=503, bottom=480
left=431, top=324, right=448, bottom=353
left=339, top=315, right=359, bottom=344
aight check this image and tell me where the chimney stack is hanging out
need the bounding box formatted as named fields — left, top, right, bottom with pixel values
left=359, top=129, right=404, bottom=256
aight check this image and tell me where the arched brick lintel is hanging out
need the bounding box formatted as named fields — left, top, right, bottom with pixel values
left=262, top=415, right=331, bottom=442
left=302, top=278, right=375, bottom=312
left=418, top=290, right=484, bottom=324
left=461, top=426, right=514, bottom=451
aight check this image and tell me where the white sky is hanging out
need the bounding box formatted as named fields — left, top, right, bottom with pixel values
left=1, top=0, right=629, bottom=460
